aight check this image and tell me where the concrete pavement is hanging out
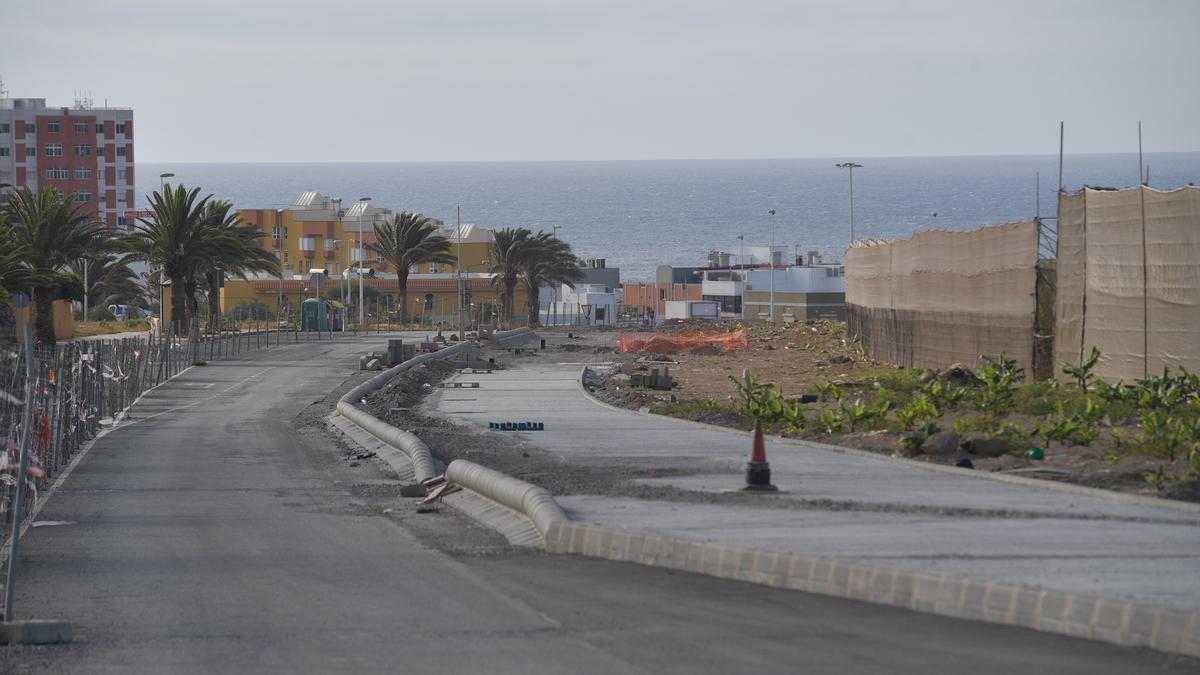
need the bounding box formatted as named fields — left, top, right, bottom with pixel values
left=9, top=336, right=1192, bottom=671
left=430, top=360, right=1200, bottom=615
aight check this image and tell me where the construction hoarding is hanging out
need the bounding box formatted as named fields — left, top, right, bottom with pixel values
left=845, top=220, right=1040, bottom=374
left=1055, top=186, right=1200, bottom=382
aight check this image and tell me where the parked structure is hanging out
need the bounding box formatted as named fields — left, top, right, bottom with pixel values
left=743, top=265, right=846, bottom=322
left=0, top=94, right=135, bottom=231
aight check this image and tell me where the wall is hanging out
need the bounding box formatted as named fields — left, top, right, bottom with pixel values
left=14, top=300, right=76, bottom=341
left=845, top=220, right=1040, bottom=374
left=1055, top=186, right=1200, bottom=382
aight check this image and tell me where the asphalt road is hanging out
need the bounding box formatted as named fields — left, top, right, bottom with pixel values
left=0, top=337, right=1193, bottom=673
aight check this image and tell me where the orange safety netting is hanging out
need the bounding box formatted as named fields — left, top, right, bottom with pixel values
left=619, top=329, right=748, bottom=354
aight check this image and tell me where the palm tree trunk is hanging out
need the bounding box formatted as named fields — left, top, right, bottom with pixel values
left=206, top=272, right=221, bottom=334
left=170, top=273, right=188, bottom=334
left=397, top=271, right=409, bottom=325
left=526, top=285, right=541, bottom=327
left=502, top=280, right=516, bottom=328
left=32, top=285, right=57, bottom=346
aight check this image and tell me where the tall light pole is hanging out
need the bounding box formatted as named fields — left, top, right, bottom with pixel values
left=330, top=238, right=353, bottom=333
left=768, top=209, right=776, bottom=323
left=551, top=225, right=564, bottom=325
left=357, top=197, right=370, bottom=329
left=456, top=205, right=465, bottom=341
left=836, top=162, right=862, bottom=245
left=159, top=172, right=174, bottom=191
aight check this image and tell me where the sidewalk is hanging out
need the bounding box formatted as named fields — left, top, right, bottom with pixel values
left=431, top=360, right=1200, bottom=613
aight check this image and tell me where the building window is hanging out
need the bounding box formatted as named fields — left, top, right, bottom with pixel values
left=44, top=143, right=63, bottom=156
left=95, top=123, right=103, bottom=133
left=24, top=123, right=35, bottom=133
left=96, top=145, right=105, bottom=156
left=0, top=148, right=8, bottom=157
left=75, top=166, right=92, bottom=179
left=74, top=121, right=89, bottom=132
left=117, top=216, right=127, bottom=228
left=116, top=123, right=126, bottom=134
left=429, top=262, right=440, bottom=273
left=272, top=225, right=281, bottom=238
left=25, top=147, right=35, bottom=157
left=73, top=144, right=92, bottom=156
left=117, top=193, right=126, bottom=202
left=0, top=123, right=9, bottom=133
left=46, top=167, right=69, bottom=180
left=116, top=146, right=126, bottom=157
left=47, top=121, right=60, bottom=132
left=75, top=191, right=92, bottom=203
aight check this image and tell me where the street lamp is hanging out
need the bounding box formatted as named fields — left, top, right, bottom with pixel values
left=767, top=210, right=779, bottom=323
left=456, top=205, right=465, bottom=341
left=357, top=197, right=370, bottom=330
left=551, top=226, right=564, bottom=325
left=159, top=172, right=174, bottom=191
left=330, top=238, right=354, bottom=333
left=836, top=162, right=863, bottom=245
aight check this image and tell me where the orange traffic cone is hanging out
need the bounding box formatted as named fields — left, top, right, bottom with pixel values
left=744, top=418, right=777, bottom=491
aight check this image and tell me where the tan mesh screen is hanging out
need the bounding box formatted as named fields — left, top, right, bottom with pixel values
left=1054, top=186, right=1200, bottom=382
left=846, top=220, right=1039, bottom=373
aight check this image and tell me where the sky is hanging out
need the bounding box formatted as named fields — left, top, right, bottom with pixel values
left=2, top=0, right=1198, bottom=163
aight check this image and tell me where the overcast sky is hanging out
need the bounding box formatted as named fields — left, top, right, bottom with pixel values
left=3, top=0, right=1197, bottom=163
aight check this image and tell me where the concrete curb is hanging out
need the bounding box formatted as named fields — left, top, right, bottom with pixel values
left=579, top=366, right=1200, bottom=515
left=335, top=342, right=470, bottom=482
left=446, top=459, right=568, bottom=537
left=489, top=326, right=538, bottom=347
left=546, top=520, right=1200, bottom=659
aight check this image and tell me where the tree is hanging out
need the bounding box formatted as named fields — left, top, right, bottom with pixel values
left=197, top=200, right=279, bottom=333
left=365, top=212, right=455, bottom=325
left=518, top=232, right=584, bottom=327
left=3, top=187, right=104, bottom=345
left=69, top=252, right=144, bottom=316
left=123, top=184, right=213, bottom=333
left=0, top=212, right=35, bottom=308
left=490, top=227, right=532, bottom=325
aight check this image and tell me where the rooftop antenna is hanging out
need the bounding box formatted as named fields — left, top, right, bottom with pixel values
left=0, top=74, right=7, bottom=98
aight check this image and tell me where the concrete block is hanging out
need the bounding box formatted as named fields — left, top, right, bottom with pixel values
left=1065, top=594, right=1099, bottom=638
left=1037, top=590, right=1069, bottom=634
left=1090, top=599, right=1127, bottom=645
left=1012, top=586, right=1042, bottom=628
left=1152, top=608, right=1195, bottom=654
left=0, top=620, right=73, bottom=645
left=1126, top=605, right=1160, bottom=646
left=984, top=583, right=1017, bottom=623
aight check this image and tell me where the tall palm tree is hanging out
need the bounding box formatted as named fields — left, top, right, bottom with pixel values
left=122, top=183, right=217, bottom=333
left=196, top=200, right=279, bottom=332
left=3, top=187, right=104, bottom=345
left=519, top=232, right=584, bottom=327
left=490, top=227, right=532, bottom=326
left=69, top=252, right=144, bottom=317
left=365, top=212, right=455, bottom=325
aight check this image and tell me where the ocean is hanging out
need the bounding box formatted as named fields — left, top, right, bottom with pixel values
left=136, top=154, right=1199, bottom=280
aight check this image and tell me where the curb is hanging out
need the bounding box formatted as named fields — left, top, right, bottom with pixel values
left=335, top=342, right=471, bottom=482
left=446, top=459, right=568, bottom=537
left=579, top=366, right=1200, bottom=516
left=545, top=520, right=1200, bottom=659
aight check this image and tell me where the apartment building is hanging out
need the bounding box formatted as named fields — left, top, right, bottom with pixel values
left=0, top=95, right=135, bottom=231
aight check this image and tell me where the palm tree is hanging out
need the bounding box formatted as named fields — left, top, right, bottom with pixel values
left=490, top=227, right=532, bottom=326
left=122, top=184, right=217, bottom=333
left=3, top=187, right=104, bottom=345
left=69, top=252, right=144, bottom=317
left=365, top=212, right=455, bottom=325
left=518, top=232, right=584, bottom=327
left=196, top=200, right=279, bottom=333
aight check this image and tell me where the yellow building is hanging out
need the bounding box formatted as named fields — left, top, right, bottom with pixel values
left=225, top=191, right=525, bottom=326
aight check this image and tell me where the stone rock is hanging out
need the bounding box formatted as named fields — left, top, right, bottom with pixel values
left=941, top=363, right=976, bottom=384
left=827, top=355, right=852, bottom=364
left=967, top=436, right=1011, bottom=457
left=921, top=431, right=960, bottom=455
left=794, top=393, right=819, bottom=404
left=954, top=456, right=975, bottom=469
left=917, top=369, right=939, bottom=385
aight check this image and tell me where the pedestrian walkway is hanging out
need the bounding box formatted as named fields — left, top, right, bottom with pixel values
left=432, top=362, right=1200, bottom=612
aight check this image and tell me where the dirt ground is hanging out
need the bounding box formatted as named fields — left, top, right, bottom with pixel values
left=591, top=320, right=1200, bottom=503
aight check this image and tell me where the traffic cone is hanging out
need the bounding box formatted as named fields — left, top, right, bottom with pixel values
left=744, top=418, right=778, bottom=491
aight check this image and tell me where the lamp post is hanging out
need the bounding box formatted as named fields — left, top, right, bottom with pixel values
left=159, top=172, right=174, bottom=191
left=836, top=162, right=863, bottom=245
left=456, top=205, right=465, bottom=341
left=768, top=209, right=776, bottom=323
left=357, top=197, right=370, bottom=330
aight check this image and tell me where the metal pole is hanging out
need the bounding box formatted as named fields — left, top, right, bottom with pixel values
left=849, top=166, right=855, bottom=243
left=358, top=208, right=365, bottom=329
left=1057, top=121, right=1064, bottom=193
left=457, top=205, right=465, bottom=341
left=768, top=209, right=776, bottom=323
left=4, top=323, right=35, bottom=622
